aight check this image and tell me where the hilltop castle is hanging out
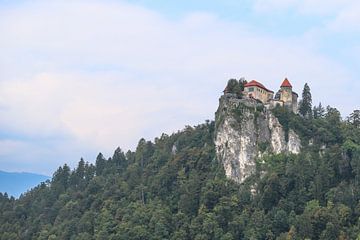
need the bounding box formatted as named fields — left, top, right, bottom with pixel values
left=226, top=78, right=298, bottom=113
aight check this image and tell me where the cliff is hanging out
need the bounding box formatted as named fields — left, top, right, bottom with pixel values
left=215, top=94, right=301, bottom=183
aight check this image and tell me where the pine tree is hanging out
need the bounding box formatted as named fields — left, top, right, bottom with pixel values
left=313, top=102, right=325, bottom=119
left=299, top=83, right=312, bottom=119
left=348, top=110, right=360, bottom=128
left=95, top=153, right=106, bottom=176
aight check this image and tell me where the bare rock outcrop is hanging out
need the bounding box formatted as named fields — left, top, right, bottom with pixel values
left=215, top=95, right=301, bottom=183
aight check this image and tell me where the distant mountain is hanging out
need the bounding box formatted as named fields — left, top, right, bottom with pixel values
left=0, top=170, right=49, bottom=198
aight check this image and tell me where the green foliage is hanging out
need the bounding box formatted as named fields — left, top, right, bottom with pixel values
left=224, top=78, right=247, bottom=98
left=258, top=141, right=270, bottom=153
left=1, top=106, right=360, bottom=239
left=313, top=102, right=325, bottom=119
left=299, top=83, right=313, bottom=119
left=231, top=102, right=263, bottom=129
left=348, top=109, right=360, bottom=128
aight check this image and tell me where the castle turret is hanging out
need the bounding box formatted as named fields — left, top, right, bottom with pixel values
left=280, top=78, right=293, bottom=104
left=279, top=78, right=298, bottom=113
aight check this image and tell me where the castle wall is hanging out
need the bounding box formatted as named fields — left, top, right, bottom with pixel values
left=268, top=99, right=284, bottom=109
left=292, top=93, right=298, bottom=113
left=280, top=87, right=292, bottom=104
left=244, top=86, right=273, bottom=104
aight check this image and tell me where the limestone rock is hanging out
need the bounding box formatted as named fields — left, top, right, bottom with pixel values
left=215, top=95, right=301, bottom=183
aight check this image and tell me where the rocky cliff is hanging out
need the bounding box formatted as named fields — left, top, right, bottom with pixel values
left=215, top=94, right=301, bottom=183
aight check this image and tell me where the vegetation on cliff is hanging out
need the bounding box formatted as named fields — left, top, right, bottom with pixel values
left=0, top=96, right=359, bottom=239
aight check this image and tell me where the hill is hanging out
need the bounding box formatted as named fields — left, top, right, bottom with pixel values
left=0, top=80, right=359, bottom=239
left=0, top=170, right=49, bottom=198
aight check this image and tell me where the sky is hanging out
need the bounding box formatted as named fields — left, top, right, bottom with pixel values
left=0, top=0, right=359, bottom=175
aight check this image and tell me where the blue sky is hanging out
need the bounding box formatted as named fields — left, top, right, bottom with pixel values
left=0, top=0, right=359, bottom=175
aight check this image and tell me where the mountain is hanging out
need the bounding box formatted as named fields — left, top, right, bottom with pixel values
left=0, top=79, right=359, bottom=239
left=0, top=170, right=49, bottom=198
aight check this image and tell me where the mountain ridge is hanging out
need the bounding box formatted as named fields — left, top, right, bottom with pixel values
left=0, top=170, right=49, bottom=198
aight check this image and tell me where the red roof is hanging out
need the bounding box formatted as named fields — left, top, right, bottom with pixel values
left=244, top=80, right=274, bottom=93
left=281, top=78, right=292, bottom=88
left=223, top=86, right=229, bottom=93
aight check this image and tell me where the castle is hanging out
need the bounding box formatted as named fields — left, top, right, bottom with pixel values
left=235, top=78, right=298, bottom=113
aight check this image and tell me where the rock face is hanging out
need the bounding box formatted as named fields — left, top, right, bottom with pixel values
left=215, top=95, right=301, bottom=183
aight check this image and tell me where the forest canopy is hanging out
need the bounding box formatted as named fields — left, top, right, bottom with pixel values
left=0, top=101, right=360, bottom=239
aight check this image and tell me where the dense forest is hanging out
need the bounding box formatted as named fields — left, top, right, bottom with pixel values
left=0, top=83, right=360, bottom=239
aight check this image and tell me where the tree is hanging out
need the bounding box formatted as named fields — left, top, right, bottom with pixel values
left=69, top=158, right=86, bottom=188
left=224, top=78, right=245, bottom=98
left=3, top=105, right=360, bottom=239
left=52, top=164, right=71, bottom=194
left=238, top=77, right=247, bottom=91
left=95, top=153, right=106, bottom=176
left=313, top=102, right=325, bottom=119
left=348, top=110, right=360, bottom=128
left=112, top=147, right=127, bottom=171
left=324, top=106, right=342, bottom=144
left=320, top=222, right=338, bottom=240
left=299, top=83, right=312, bottom=118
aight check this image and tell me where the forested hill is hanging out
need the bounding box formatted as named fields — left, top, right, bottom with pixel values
left=1, top=102, right=360, bottom=239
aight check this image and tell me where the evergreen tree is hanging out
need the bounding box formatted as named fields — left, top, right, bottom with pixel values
left=299, top=83, right=312, bottom=119
left=2, top=103, right=360, bottom=240
left=95, top=153, right=106, bottom=176
left=349, top=110, right=360, bottom=128
left=69, top=158, right=85, bottom=187
left=313, top=102, right=325, bottom=119
left=112, top=147, right=127, bottom=172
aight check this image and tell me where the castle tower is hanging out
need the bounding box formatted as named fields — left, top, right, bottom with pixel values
left=280, top=78, right=298, bottom=113
left=280, top=78, right=293, bottom=104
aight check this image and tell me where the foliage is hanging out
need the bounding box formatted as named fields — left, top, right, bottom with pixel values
left=1, top=105, right=360, bottom=239
left=224, top=78, right=247, bottom=98
left=348, top=110, right=360, bottom=128
left=313, top=102, right=325, bottom=119
left=299, top=83, right=312, bottom=119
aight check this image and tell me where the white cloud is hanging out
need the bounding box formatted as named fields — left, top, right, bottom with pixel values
left=0, top=0, right=358, bottom=174
left=253, top=0, right=353, bottom=16
left=253, top=0, right=298, bottom=13
left=327, top=2, right=360, bottom=32
left=0, top=140, right=28, bottom=156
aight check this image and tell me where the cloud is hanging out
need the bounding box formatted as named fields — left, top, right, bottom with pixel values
left=253, top=0, right=352, bottom=16
left=0, top=140, right=28, bottom=156
left=327, top=2, right=360, bottom=32
left=253, top=0, right=360, bottom=35
left=0, top=0, right=358, bottom=174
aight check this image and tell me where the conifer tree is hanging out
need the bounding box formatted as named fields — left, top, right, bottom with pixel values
left=95, top=153, right=106, bottom=176
left=348, top=110, right=360, bottom=128
left=313, top=102, right=325, bottom=119
left=299, top=83, right=312, bottom=118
